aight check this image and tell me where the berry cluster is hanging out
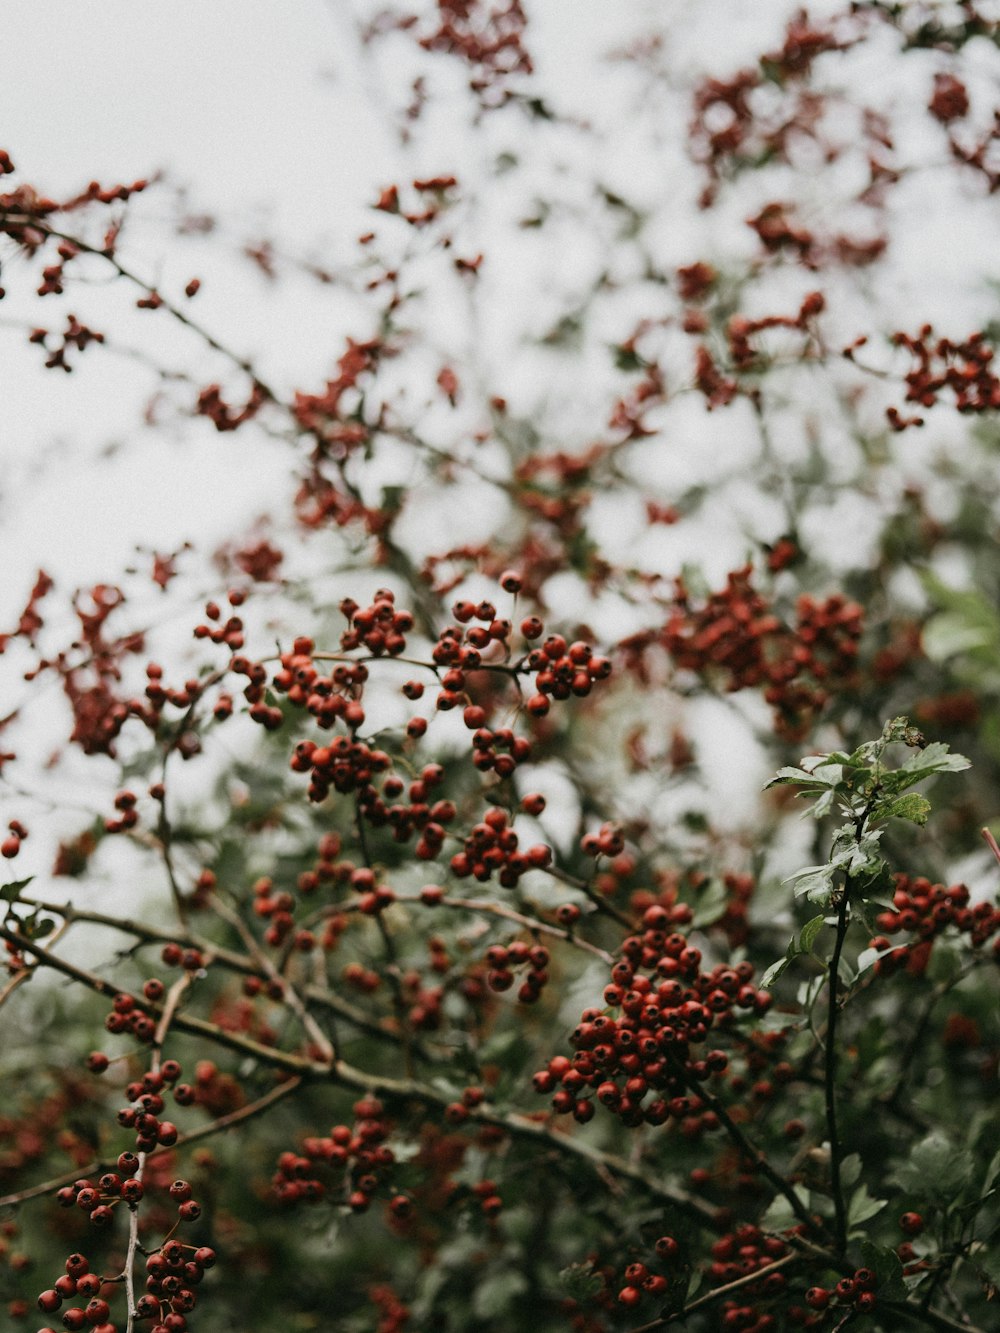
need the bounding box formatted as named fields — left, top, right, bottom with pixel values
left=1, top=818, right=27, bottom=860
left=449, top=806, right=552, bottom=887
left=887, top=326, right=1000, bottom=429
left=103, top=789, right=139, bottom=835
left=415, top=0, right=532, bottom=93
left=580, top=821, right=625, bottom=858
left=194, top=380, right=267, bottom=433
left=339, top=590, right=414, bottom=657
left=688, top=10, right=855, bottom=206
left=628, top=567, right=863, bottom=739
left=709, top=872, right=756, bottom=949
left=484, top=939, right=550, bottom=1003
left=28, top=313, right=105, bottom=372
left=615, top=1234, right=685, bottom=1308
left=36, top=1252, right=113, bottom=1332
left=272, top=1096, right=397, bottom=1212
left=805, top=1265, right=879, bottom=1317
left=292, top=734, right=391, bottom=798
left=520, top=632, right=612, bottom=719
left=102, top=990, right=162, bottom=1050
left=110, top=1063, right=184, bottom=1155
left=191, top=593, right=246, bottom=649
left=466, top=722, right=533, bottom=777
left=871, top=874, right=1000, bottom=977
left=369, top=1282, right=411, bottom=1333
left=133, top=1240, right=217, bottom=1332
left=37, top=1236, right=215, bottom=1330
left=533, top=910, right=771, bottom=1127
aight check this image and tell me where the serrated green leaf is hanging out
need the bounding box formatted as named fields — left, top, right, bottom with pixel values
left=876, top=793, right=932, bottom=826
left=898, top=742, right=971, bottom=786
left=474, top=1270, right=527, bottom=1318
left=691, top=877, right=730, bottom=928
left=891, top=1131, right=973, bottom=1202
left=859, top=1241, right=906, bottom=1299
left=761, top=953, right=795, bottom=989
left=848, top=1183, right=887, bottom=1228
left=0, top=876, right=34, bottom=903
left=765, top=766, right=834, bottom=791
left=762, top=930, right=802, bottom=988
left=856, top=945, right=893, bottom=977
left=841, top=1153, right=862, bottom=1189
left=558, top=1263, right=604, bottom=1302
left=785, top=863, right=835, bottom=904
left=805, top=787, right=840, bottom=819
left=799, top=914, right=826, bottom=954
left=760, top=1187, right=809, bottom=1231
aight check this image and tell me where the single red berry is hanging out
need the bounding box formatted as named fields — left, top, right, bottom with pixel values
left=900, top=1211, right=924, bottom=1235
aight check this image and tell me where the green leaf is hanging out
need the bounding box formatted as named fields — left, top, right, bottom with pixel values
left=896, top=742, right=971, bottom=788
left=891, top=1131, right=974, bottom=1203
left=558, top=1262, right=604, bottom=1302
left=761, top=936, right=799, bottom=988
left=765, top=766, right=830, bottom=790
left=922, top=611, right=996, bottom=660
left=848, top=1182, right=887, bottom=1229
left=0, top=876, right=34, bottom=903
left=875, top=793, right=932, bottom=826
left=473, top=1269, right=527, bottom=1318
left=859, top=1241, right=906, bottom=1300
left=785, top=863, right=836, bottom=905
left=691, top=877, right=730, bottom=928
left=760, top=1187, right=810, bottom=1231
left=799, top=914, right=827, bottom=954
left=856, top=944, right=893, bottom=977
left=840, top=1153, right=862, bottom=1189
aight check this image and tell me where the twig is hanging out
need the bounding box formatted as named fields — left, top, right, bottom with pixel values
left=667, top=1051, right=825, bottom=1241
left=0, top=1077, right=301, bottom=1210
left=625, top=1252, right=800, bottom=1331
left=207, top=891, right=335, bottom=1063
left=125, top=974, right=189, bottom=1333
left=0, top=920, right=715, bottom=1223
left=826, top=879, right=851, bottom=1254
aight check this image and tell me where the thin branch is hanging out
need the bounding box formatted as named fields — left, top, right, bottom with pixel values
left=0, top=920, right=715, bottom=1223
left=0, top=1077, right=302, bottom=1210
left=125, top=974, right=189, bottom=1333
left=626, top=1252, right=800, bottom=1331
left=207, top=891, right=335, bottom=1062
left=826, top=880, right=851, bottom=1255
left=26, top=220, right=281, bottom=403
left=13, top=894, right=419, bottom=1052
left=667, top=1050, right=825, bottom=1241
left=393, top=892, right=615, bottom=963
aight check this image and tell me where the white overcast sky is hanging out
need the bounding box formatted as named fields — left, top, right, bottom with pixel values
left=2, top=0, right=998, bottom=623
left=2, top=1, right=999, bottom=869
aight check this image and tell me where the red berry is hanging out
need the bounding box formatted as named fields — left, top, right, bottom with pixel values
left=900, top=1211, right=924, bottom=1235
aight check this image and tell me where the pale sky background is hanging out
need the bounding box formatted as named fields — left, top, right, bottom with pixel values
left=1, top=1, right=999, bottom=867
left=4, top=0, right=996, bottom=618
